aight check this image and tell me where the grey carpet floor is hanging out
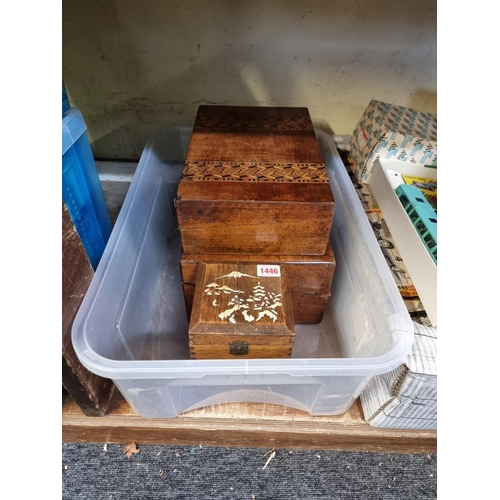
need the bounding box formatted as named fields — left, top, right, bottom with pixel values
left=62, top=443, right=436, bottom=499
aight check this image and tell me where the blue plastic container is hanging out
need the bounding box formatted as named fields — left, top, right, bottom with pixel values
left=62, top=108, right=112, bottom=269
left=62, top=81, right=70, bottom=117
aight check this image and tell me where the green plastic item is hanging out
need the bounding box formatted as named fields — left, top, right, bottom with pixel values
left=395, top=184, right=437, bottom=263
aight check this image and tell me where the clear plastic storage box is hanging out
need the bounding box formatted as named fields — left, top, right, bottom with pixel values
left=62, top=108, right=112, bottom=269
left=71, top=127, right=414, bottom=419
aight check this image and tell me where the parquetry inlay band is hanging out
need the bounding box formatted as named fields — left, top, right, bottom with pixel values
left=193, top=115, right=313, bottom=131
left=181, top=161, right=330, bottom=182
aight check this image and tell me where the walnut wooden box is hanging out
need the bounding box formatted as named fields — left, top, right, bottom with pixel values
left=176, top=105, right=335, bottom=256
left=181, top=243, right=335, bottom=324
left=189, top=263, right=295, bottom=359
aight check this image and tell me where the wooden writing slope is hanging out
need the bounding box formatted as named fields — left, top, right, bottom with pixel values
left=181, top=243, right=335, bottom=324
left=176, top=106, right=335, bottom=256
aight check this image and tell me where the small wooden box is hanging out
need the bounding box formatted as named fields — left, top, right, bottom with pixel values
left=176, top=105, right=335, bottom=256
left=180, top=243, right=335, bottom=324
left=189, top=262, right=295, bottom=359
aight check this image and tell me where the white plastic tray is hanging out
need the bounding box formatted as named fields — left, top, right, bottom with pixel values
left=369, top=159, right=437, bottom=326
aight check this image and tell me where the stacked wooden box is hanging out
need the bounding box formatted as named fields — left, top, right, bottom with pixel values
left=176, top=105, right=336, bottom=359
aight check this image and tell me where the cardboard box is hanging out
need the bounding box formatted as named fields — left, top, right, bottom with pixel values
left=349, top=100, right=437, bottom=182
left=360, top=321, right=437, bottom=430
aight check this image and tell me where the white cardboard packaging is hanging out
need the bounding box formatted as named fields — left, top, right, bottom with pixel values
left=368, top=159, right=437, bottom=326
left=349, top=100, right=437, bottom=183
left=360, top=321, right=437, bottom=430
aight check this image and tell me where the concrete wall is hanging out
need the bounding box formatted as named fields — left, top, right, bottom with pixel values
left=62, top=0, right=437, bottom=160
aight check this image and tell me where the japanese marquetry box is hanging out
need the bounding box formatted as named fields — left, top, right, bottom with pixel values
left=188, top=262, right=295, bottom=359
left=176, top=105, right=335, bottom=256
left=180, top=242, right=336, bottom=324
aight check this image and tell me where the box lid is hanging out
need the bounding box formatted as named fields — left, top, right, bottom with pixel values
left=186, top=105, right=324, bottom=163
left=362, top=99, right=437, bottom=144
left=177, top=105, right=334, bottom=204
left=189, top=262, right=295, bottom=343
left=350, top=100, right=437, bottom=182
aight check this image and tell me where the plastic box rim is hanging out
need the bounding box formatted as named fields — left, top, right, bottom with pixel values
left=62, top=108, right=87, bottom=156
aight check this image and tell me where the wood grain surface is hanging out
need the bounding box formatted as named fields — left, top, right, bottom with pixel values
left=62, top=201, right=116, bottom=416
left=183, top=283, right=329, bottom=325
left=176, top=198, right=334, bottom=255
left=180, top=243, right=335, bottom=295
left=190, top=344, right=293, bottom=360
left=62, top=393, right=437, bottom=454
left=181, top=246, right=335, bottom=324
left=289, top=293, right=329, bottom=324
left=176, top=105, right=335, bottom=255
left=189, top=262, right=295, bottom=359
left=185, top=105, right=324, bottom=164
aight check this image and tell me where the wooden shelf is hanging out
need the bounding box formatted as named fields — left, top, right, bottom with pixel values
left=62, top=393, right=436, bottom=454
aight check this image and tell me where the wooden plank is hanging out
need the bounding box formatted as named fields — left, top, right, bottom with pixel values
left=62, top=394, right=436, bottom=454
left=62, top=201, right=116, bottom=416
